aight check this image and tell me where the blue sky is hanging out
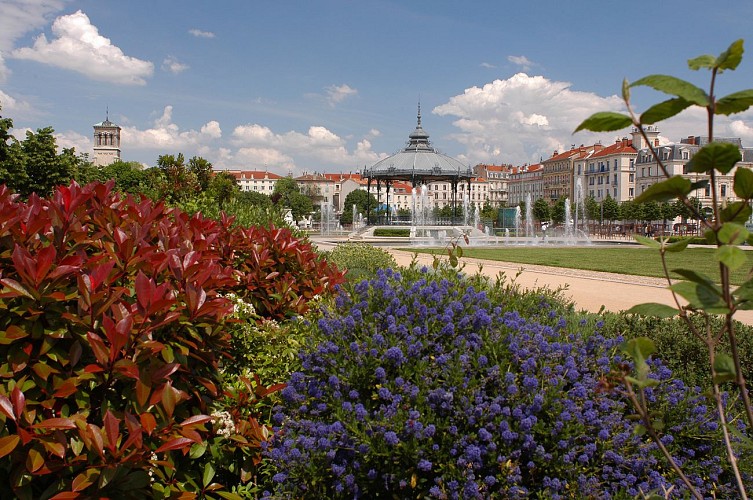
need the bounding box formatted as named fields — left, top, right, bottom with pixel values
left=1, top=0, right=752, bottom=176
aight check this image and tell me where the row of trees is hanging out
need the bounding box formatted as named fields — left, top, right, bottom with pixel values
left=527, top=194, right=708, bottom=227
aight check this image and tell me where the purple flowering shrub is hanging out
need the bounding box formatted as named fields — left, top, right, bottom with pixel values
left=267, top=267, right=741, bottom=498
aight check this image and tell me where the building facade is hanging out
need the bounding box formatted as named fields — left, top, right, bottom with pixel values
left=581, top=137, right=637, bottom=203
left=507, top=164, right=544, bottom=207
left=225, top=170, right=282, bottom=192
left=93, top=115, right=121, bottom=167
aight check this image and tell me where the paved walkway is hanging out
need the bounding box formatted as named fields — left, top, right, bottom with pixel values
left=312, top=237, right=753, bottom=326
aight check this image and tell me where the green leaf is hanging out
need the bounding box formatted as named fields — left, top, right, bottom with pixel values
left=216, top=492, right=244, bottom=500
left=669, top=281, right=729, bottom=314
left=633, top=235, right=661, bottom=248
left=720, top=201, right=752, bottom=224
left=633, top=424, right=647, bottom=437
left=203, top=463, right=216, bottom=487
left=664, top=238, right=691, bottom=253
left=455, top=245, right=463, bottom=259
left=620, top=337, right=656, bottom=387
left=734, top=277, right=753, bottom=309
left=672, top=268, right=718, bottom=288
left=625, top=303, right=678, bottom=318
left=686, top=142, right=742, bottom=174
left=634, top=176, right=692, bottom=203
left=716, top=39, right=744, bottom=72
left=190, top=441, right=207, bottom=459
left=734, top=167, right=753, bottom=199
left=687, top=54, right=717, bottom=71
left=620, top=337, right=656, bottom=365
left=640, top=98, right=693, bottom=124
left=713, top=354, right=736, bottom=384
left=631, top=75, right=709, bottom=106
left=715, top=245, right=748, bottom=271
left=574, top=112, right=632, bottom=133
left=716, top=89, right=753, bottom=115
left=717, top=222, right=749, bottom=245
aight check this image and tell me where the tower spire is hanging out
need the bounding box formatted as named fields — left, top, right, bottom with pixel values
left=417, top=101, right=421, bottom=128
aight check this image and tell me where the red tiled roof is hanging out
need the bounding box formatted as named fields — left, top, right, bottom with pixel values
left=224, top=170, right=283, bottom=180
left=323, top=173, right=362, bottom=182
left=587, top=139, right=636, bottom=159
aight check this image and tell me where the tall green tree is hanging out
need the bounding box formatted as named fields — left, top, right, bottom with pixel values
left=551, top=197, right=566, bottom=224
left=207, top=171, right=238, bottom=209
left=532, top=198, right=550, bottom=224
left=0, top=107, right=27, bottom=192
left=156, top=153, right=198, bottom=203
left=340, top=189, right=377, bottom=225
left=273, top=176, right=313, bottom=221
left=188, top=156, right=213, bottom=191
left=640, top=200, right=662, bottom=223
left=602, top=194, right=620, bottom=222
left=585, top=195, right=600, bottom=222
left=21, top=127, right=73, bottom=197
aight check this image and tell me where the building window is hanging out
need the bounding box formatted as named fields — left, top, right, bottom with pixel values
left=629, top=187, right=634, bottom=197
left=721, top=184, right=727, bottom=197
left=705, top=185, right=711, bottom=197
left=629, top=173, right=634, bottom=182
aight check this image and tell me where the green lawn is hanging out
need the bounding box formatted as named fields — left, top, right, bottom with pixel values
left=403, top=245, right=753, bottom=286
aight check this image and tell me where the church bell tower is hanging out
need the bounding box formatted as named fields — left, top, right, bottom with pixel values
left=93, top=110, right=121, bottom=167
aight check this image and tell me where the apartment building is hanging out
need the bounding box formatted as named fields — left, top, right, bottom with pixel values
left=473, top=164, right=510, bottom=207
left=294, top=172, right=335, bottom=204
left=541, top=145, right=600, bottom=203
left=634, top=129, right=753, bottom=209
left=581, top=137, right=637, bottom=203
left=225, top=170, right=282, bottom=193
left=507, top=163, right=544, bottom=207
left=323, top=173, right=362, bottom=212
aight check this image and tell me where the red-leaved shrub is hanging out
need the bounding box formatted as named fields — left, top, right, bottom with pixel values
left=0, top=181, right=343, bottom=498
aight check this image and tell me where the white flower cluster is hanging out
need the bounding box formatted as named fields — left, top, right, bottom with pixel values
left=212, top=410, right=236, bottom=438
left=223, top=292, right=256, bottom=318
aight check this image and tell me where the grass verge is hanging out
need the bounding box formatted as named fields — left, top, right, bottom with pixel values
left=401, top=245, right=751, bottom=285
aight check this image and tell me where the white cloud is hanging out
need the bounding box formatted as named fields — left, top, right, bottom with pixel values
left=161, top=56, right=189, bottom=75
left=325, top=84, right=357, bottom=106
left=121, top=106, right=222, bottom=150
left=480, top=62, right=496, bottom=69
left=730, top=116, right=753, bottom=145
left=0, top=0, right=67, bottom=81
left=507, top=55, right=534, bottom=72
left=0, top=89, right=34, bottom=116
left=200, top=120, right=222, bottom=139
left=54, top=129, right=91, bottom=155
left=230, top=122, right=385, bottom=174
left=189, top=28, right=215, bottom=39
left=433, top=73, right=625, bottom=165
left=11, top=10, right=154, bottom=85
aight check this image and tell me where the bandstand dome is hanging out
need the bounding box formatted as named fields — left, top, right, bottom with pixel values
left=361, top=105, right=473, bottom=225
left=363, top=105, right=472, bottom=183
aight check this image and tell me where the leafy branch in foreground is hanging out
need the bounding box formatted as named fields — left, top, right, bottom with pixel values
left=576, top=39, right=753, bottom=499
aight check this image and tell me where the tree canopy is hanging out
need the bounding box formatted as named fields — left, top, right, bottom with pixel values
left=340, top=189, right=377, bottom=225
left=273, top=176, right=313, bottom=221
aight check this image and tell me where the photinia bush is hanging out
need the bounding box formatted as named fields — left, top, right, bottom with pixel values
left=268, top=267, right=745, bottom=498
left=0, top=181, right=343, bottom=498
